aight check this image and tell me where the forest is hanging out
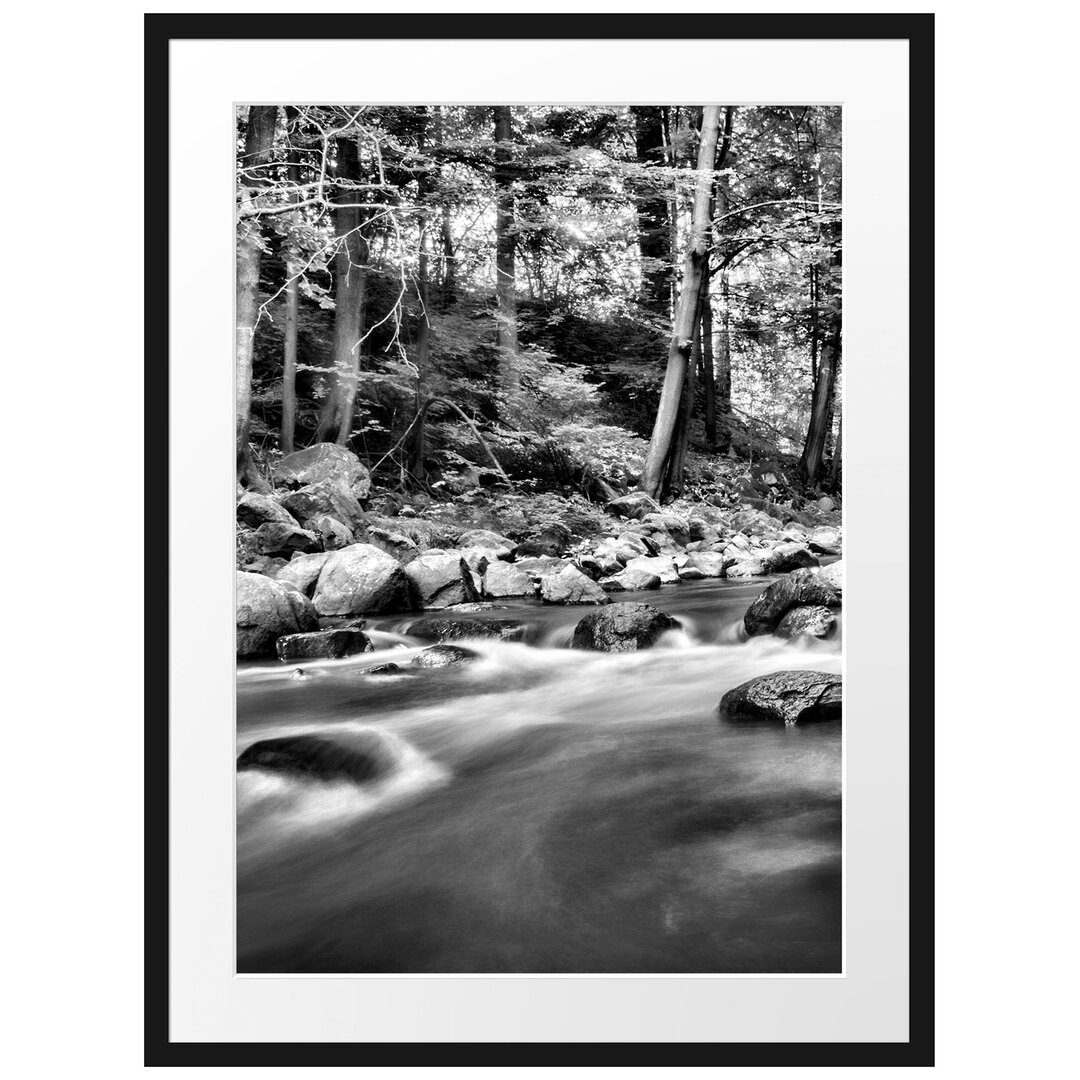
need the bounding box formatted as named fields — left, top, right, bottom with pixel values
left=236, top=104, right=841, bottom=542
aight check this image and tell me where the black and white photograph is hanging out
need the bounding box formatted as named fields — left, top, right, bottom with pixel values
left=235, top=102, right=844, bottom=975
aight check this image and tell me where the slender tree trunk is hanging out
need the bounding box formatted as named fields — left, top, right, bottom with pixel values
left=280, top=112, right=300, bottom=455
left=435, top=106, right=456, bottom=303
left=639, top=106, right=722, bottom=501
left=411, top=109, right=433, bottom=483
left=631, top=106, right=672, bottom=316
left=316, top=135, right=368, bottom=445
left=717, top=271, right=733, bottom=453
left=800, top=265, right=841, bottom=486
left=827, top=417, right=842, bottom=492
left=667, top=313, right=700, bottom=496
left=700, top=238, right=716, bottom=449
left=493, top=106, right=520, bottom=409
left=236, top=105, right=278, bottom=488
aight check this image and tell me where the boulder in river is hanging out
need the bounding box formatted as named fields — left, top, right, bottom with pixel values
left=271, top=551, right=332, bottom=596
left=570, top=602, right=678, bottom=652
left=411, top=644, right=478, bottom=668
left=405, top=617, right=525, bottom=643
left=743, top=567, right=840, bottom=636
left=718, top=670, right=842, bottom=725
left=482, top=560, right=537, bottom=598
left=624, top=554, right=679, bottom=585
left=683, top=550, right=727, bottom=578
left=774, top=605, right=837, bottom=640
left=405, top=551, right=480, bottom=608
left=539, top=564, right=609, bottom=605
left=237, top=732, right=391, bottom=783
left=275, top=627, right=374, bottom=661
left=237, top=571, right=320, bottom=657
left=312, top=543, right=416, bottom=616
left=272, top=442, right=371, bottom=499
left=513, top=555, right=567, bottom=580
left=762, top=542, right=819, bottom=573
left=606, top=491, right=660, bottom=520
left=237, top=491, right=297, bottom=529
left=815, top=560, right=843, bottom=593
left=807, top=525, right=843, bottom=556
left=599, top=567, right=662, bottom=591
left=254, top=520, right=319, bottom=556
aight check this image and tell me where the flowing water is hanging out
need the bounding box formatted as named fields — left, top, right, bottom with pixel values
left=237, top=576, right=842, bottom=974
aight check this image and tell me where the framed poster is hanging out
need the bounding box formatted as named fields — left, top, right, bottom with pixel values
left=147, top=12, right=933, bottom=1066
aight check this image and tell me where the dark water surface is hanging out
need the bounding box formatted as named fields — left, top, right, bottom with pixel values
left=237, top=577, right=842, bottom=973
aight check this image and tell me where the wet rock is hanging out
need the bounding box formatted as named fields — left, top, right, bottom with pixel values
left=725, top=557, right=766, bottom=579
left=815, top=560, right=843, bottom=593
left=743, top=568, right=841, bottom=636
left=807, top=525, right=843, bottom=556
left=280, top=478, right=363, bottom=531
left=599, top=567, right=662, bottom=591
left=364, top=663, right=402, bottom=675
left=405, top=551, right=480, bottom=608
left=571, top=601, right=677, bottom=652
left=683, top=550, right=727, bottom=578
left=762, top=542, right=819, bottom=574
left=405, top=617, right=525, bottom=643
left=254, top=520, right=319, bottom=556
left=539, top=564, right=610, bottom=604
left=273, top=442, right=371, bottom=499
left=411, top=644, right=478, bottom=668
left=237, top=732, right=390, bottom=783
left=606, top=491, right=661, bottom=520
left=624, top=554, right=679, bottom=585
left=236, top=571, right=319, bottom=658
left=312, top=543, right=416, bottom=616
left=482, top=560, right=537, bottom=598
left=237, top=491, right=297, bottom=529
left=718, top=670, right=842, bottom=725
left=271, top=551, right=332, bottom=596
left=774, top=605, right=837, bottom=640
left=275, top=628, right=374, bottom=661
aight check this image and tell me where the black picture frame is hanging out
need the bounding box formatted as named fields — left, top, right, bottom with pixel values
left=145, top=12, right=934, bottom=1067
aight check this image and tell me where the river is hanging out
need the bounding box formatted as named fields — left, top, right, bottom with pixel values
left=237, top=575, right=842, bottom=974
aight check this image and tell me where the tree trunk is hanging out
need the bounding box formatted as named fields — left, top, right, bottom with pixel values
left=316, top=135, right=368, bottom=445
left=827, top=417, right=842, bottom=492
left=700, top=238, right=716, bottom=449
left=717, top=271, right=733, bottom=453
left=435, top=106, right=456, bottom=303
left=638, top=106, right=722, bottom=501
left=493, top=106, right=520, bottom=409
left=631, top=106, right=673, bottom=316
left=236, top=105, right=277, bottom=487
left=280, top=111, right=300, bottom=455
left=666, top=313, right=700, bottom=497
left=411, top=108, right=433, bottom=483
left=800, top=290, right=840, bottom=486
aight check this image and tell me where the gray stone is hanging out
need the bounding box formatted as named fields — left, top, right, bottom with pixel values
left=482, top=560, right=537, bottom=598
left=237, top=491, right=297, bottom=529
left=624, top=555, right=679, bottom=585
left=762, top=542, right=819, bottom=573
left=718, top=670, right=842, bottom=725
left=236, top=571, right=319, bottom=658
left=743, top=568, right=841, bottom=636
left=411, top=644, right=478, bottom=668
left=539, top=564, right=609, bottom=604
left=273, top=442, right=371, bottom=499
left=774, top=605, right=837, bottom=640
left=606, top=491, right=661, bottom=520
left=683, top=551, right=727, bottom=578
left=254, top=521, right=319, bottom=556
left=281, top=478, right=363, bottom=531
left=404, top=551, right=480, bottom=608
left=312, top=543, right=416, bottom=616
left=275, top=628, right=374, bottom=661
left=270, top=551, right=333, bottom=596
left=571, top=602, right=677, bottom=652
